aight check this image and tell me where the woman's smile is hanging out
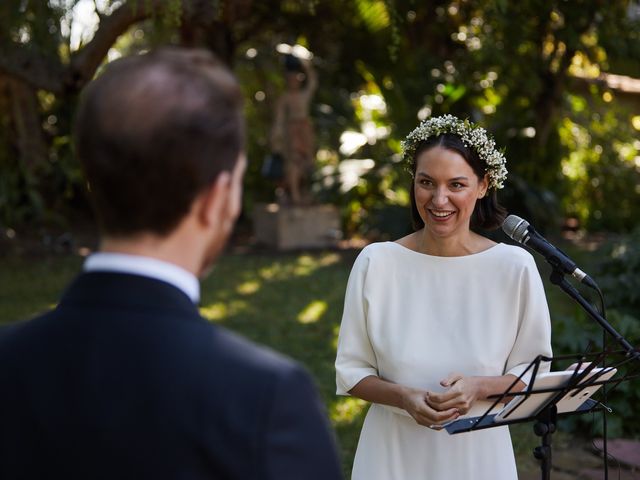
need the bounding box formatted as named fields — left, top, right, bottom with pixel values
left=428, top=209, right=456, bottom=220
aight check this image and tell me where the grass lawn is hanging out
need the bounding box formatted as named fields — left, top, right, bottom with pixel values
left=0, top=249, right=363, bottom=476
left=0, top=244, right=605, bottom=477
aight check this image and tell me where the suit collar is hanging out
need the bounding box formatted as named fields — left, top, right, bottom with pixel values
left=59, top=271, right=201, bottom=316
left=84, top=252, right=200, bottom=303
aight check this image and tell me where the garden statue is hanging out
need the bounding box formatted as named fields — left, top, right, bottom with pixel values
left=269, top=49, right=317, bottom=205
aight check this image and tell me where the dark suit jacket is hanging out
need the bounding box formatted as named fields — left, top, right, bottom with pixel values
left=0, top=272, right=343, bottom=479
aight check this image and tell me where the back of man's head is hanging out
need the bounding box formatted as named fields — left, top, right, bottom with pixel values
left=75, top=47, right=244, bottom=237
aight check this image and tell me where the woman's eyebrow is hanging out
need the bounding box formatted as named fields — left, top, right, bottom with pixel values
left=416, top=172, right=469, bottom=182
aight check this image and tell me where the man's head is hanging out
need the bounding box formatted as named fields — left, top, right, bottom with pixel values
left=75, top=47, right=245, bottom=239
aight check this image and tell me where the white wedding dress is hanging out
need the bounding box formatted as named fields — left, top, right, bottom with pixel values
left=336, top=242, right=552, bottom=480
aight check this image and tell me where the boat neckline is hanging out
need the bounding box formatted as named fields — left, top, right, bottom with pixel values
left=385, top=240, right=504, bottom=259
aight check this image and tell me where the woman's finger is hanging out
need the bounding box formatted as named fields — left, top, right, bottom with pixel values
left=416, top=406, right=459, bottom=425
left=426, top=390, right=456, bottom=404
left=440, top=373, right=464, bottom=387
left=427, top=397, right=463, bottom=412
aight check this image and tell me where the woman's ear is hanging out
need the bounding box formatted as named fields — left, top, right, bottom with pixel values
left=478, top=174, right=489, bottom=198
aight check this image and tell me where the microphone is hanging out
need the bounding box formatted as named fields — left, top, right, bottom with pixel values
left=502, top=214, right=597, bottom=289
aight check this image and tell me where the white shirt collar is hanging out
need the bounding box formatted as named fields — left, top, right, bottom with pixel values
left=83, top=252, right=200, bottom=303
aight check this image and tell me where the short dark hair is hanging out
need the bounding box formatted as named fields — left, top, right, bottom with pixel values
left=75, top=47, right=245, bottom=236
left=408, top=133, right=506, bottom=231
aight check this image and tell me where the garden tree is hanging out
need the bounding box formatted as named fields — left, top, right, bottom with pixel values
left=0, top=0, right=176, bottom=223
left=342, top=1, right=640, bottom=226
left=0, top=0, right=294, bottom=225
left=472, top=0, right=639, bottom=184
left=0, top=0, right=638, bottom=232
left=0, top=0, right=382, bottom=226
left=334, top=0, right=640, bottom=232
left=276, top=0, right=640, bottom=233
left=455, top=0, right=640, bottom=230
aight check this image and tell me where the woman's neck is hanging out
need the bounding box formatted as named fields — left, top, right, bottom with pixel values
left=417, top=229, right=489, bottom=257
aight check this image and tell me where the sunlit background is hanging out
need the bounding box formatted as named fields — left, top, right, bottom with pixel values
left=2, top=1, right=640, bottom=477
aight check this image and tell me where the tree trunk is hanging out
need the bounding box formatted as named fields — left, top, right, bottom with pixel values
left=6, top=77, right=48, bottom=173
left=179, top=0, right=250, bottom=66
left=534, top=50, right=574, bottom=150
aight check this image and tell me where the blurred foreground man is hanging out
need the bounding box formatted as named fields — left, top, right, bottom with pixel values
left=0, top=47, right=342, bottom=480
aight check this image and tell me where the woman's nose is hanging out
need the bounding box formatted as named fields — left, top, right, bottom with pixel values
left=432, top=187, right=449, bottom=207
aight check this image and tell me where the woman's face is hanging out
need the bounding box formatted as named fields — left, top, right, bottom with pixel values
left=414, top=146, right=488, bottom=239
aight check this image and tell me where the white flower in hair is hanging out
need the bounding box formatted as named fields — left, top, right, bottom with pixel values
left=401, top=114, right=508, bottom=190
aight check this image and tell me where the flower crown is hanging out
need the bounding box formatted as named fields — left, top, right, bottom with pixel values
left=401, top=114, right=508, bottom=190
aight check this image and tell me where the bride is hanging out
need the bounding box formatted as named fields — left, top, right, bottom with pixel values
left=335, top=115, right=552, bottom=479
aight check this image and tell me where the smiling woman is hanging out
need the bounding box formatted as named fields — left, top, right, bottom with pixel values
left=334, top=115, right=553, bottom=480
left=401, top=116, right=508, bottom=257
left=405, top=115, right=508, bottom=241
left=413, top=145, right=488, bottom=246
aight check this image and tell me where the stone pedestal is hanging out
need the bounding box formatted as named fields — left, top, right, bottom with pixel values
left=252, top=203, right=342, bottom=250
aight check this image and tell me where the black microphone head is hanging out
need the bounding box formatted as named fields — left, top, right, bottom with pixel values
left=502, top=214, right=530, bottom=243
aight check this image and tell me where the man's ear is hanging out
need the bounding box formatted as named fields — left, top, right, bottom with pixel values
left=197, top=171, right=231, bottom=228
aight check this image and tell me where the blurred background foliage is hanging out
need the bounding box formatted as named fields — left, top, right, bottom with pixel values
left=1, top=0, right=639, bottom=235
left=548, top=227, right=640, bottom=438
left=1, top=0, right=639, bottom=460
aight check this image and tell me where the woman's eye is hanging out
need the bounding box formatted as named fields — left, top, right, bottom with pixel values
left=451, top=182, right=464, bottom=189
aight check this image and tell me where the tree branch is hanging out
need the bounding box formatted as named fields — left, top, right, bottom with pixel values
left=0, top=1, right=161, bottom=94
left=0, top=0, right=251, bottom=94
left=66, top=0, right=165, bottom=91
left=0, top=47, right=66, bottom=94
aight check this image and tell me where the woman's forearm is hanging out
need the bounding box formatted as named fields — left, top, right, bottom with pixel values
left=348, top=375, right=412, bottom=409
left=427, top=373, right=527, bottom=414
left=477, top=374, right=525, bottom=402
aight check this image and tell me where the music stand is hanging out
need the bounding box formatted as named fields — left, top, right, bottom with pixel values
left=444, top=351, right=638, bottom=480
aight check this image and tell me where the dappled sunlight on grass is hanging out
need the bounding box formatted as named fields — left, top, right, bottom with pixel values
left=297, top=300, right=328, bottom=324
left=293, top=255, right=331, bottom=276
left=332, top=324, right=341, bottom=351
left=317, top=252, right=341, bottom=267
left=258, top=252, right=342, bottom=281
left=331, top=397, right=368, bottom=426
left=236, top=280, right=261, bottom=295
left=200, top=299, right=249, bottom=322
left=256, top=263, right=282, bottom=280
left=200, top=302, right=228, bottom=321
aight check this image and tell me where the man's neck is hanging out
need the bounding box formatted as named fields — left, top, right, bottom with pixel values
left=100, top=233, right=202, bottom=277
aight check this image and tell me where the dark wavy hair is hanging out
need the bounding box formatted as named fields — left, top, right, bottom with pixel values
left=408, top=133, right=507, bottom=231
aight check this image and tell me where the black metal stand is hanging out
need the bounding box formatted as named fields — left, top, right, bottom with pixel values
left=445, top=356, right=637, bottom=480
left=548, top=269, right=638, bottom=360
left=446, top=261, right=639, bottom=480
left=533, top=405, right=557, bottom=480
left=548, top=266, right=639, bottom=480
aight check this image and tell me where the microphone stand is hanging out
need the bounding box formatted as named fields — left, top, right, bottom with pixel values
left=532, top=404, right=557, bottom=480
left=548, top=269, right=638, bottom=360
left=547, top=267, right=639, bottom=480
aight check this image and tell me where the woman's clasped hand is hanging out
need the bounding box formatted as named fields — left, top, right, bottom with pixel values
left=401, top=387, right=460, bottom=429
left=426, top=374, right=483, bottom=416
left=403, top=374, right=486, bottom=429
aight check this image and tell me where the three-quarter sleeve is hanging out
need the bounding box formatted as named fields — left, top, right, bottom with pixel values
left=504, top=254, right=553, bottom=384
left=335, top=250, right=379, bottom=395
